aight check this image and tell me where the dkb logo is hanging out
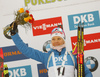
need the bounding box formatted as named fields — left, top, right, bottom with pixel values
left=8, top=65, right=32, bottom=77
left=68, top=11, right=100, bottom=30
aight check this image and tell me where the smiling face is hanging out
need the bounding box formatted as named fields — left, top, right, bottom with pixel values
left=51, top=36, right=65, bottom=46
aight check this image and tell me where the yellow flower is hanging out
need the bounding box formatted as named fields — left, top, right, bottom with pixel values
left=28, top=16, right=32, bottom=20
left=24, top=17, right=29, bottom=22
left=18, top=8, right=24, bottom=13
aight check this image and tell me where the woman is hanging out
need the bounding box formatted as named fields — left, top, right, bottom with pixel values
left=10, top=22, right=93, bottom=77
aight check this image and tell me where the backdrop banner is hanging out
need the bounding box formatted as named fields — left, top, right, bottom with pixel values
left=0, top=0, right=100, bottom=77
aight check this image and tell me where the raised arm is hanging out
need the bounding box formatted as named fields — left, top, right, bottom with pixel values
left=11, top=33, right=46, bottom=63
left=10, top=22, right=46, bottom=64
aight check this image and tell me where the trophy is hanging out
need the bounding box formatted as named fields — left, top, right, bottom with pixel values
left=3, top=8, right=34, bottom=39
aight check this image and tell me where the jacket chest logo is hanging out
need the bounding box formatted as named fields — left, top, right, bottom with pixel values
left=55, top=56, right=67, bottom=62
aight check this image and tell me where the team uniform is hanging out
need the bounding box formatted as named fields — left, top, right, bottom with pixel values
left=11, top=33, right=93, bottom=77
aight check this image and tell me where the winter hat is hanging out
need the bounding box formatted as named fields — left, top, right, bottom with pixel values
left=51, top=27, right=65, bottom=41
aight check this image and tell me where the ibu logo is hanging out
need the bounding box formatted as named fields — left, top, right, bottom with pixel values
left=8, top=65, right=32, bottom=77
left=68, top=11, right=100, bottom=30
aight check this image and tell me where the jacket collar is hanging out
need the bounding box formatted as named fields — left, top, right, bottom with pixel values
left=51, top=47, right=66, bottom=55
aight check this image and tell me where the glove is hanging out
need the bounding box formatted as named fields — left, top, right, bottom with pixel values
left=10, top=22, right=18, bottom=35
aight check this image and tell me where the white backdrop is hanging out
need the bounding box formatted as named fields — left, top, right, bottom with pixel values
left=0, top=0, right=100, bottom=77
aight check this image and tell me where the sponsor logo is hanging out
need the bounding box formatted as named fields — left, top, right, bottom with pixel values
left=71, top=32, right=100, bottom=51
left=37, top=64, right=48, bottom=77
left=55, top=56, right=67, bottom=65
left=43, top=40, right=51, bottom=52
left=8, top=65, right=32, bottom=77
left=85, top=56, right=98, bottom=72
left=68, top=11, right=100, bottom=30
left=24, top=0, right=65, bottom=6
left=32, top=17, right=63, bottom=36
left=1, top=45, right=29, bottom=62
left=55, top=56, right=67, bottom=62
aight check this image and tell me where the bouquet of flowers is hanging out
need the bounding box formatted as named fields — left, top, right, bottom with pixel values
left=3, top=8, right=34, bottom=39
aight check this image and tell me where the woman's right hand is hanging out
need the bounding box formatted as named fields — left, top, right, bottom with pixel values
left=10, top=22, right=18, bottom=35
